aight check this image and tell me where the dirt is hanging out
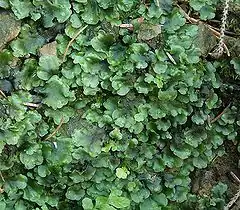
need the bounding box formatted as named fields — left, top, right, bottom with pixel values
left=191, top=141, right=240, bottom=209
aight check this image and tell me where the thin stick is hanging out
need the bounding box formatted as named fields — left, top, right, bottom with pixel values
left=62, top=25, right=88, bottom=63
left=230, top=171, right=240, bottom=184
left=210, top=103, right=231, bottom=124
left=225, top=172, right=240, bottom=209
left=207, top=115, right=212, bottom=127
left=178, top=5, right=230, bottom=57
left=208, top=25, right=238, bottom=37
left=119, top=24, right=134, bottom=29
left=155, top=0, right=160, bottom=7
left=45, top=118, right=64, bottom=141
left=0, top=171, right=5, bottom=182
left=23, top=102, right=40, bottom=108
left=165, top=51, right=177, bottom=65
left=209, top=34, right=231, bottom=57
left=119, top=17, right=144, bottom=30
left=210, top=155, right=218, bottom=164
left=225, top=188, right=240, bottom=209
left=208, top=26, right=221, bottom=37
left=208, top=27, right=230, bottom=56
left=177, top=5, right=199, bottom=24
left=222, top=42, right=230, bottom=56
left=0, top=90, right=6, bottom=98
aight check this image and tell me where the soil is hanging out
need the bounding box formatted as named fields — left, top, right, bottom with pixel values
left=191, top=141, right=240, bottom=209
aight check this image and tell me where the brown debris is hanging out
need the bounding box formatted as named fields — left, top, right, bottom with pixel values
left=44, top=118, right=64, bottom=141
left=62, top=25, right=88, bottom=63
left=0, top=89, right=6, bottom=98
left=23, top=102, right=41, bottom=108
left=177, top=5, right=231, bottom=57
left=210, top=104, right=231, bottom=124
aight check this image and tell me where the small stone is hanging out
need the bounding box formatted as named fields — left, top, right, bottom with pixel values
left=137, top=23, right=161, bottom=41
left=194, top=23, right=217, bottom=57
left=0, top=11, right=21, bottom=50
left=39, top=41, right=57, bottom=56
left=0, top=79, right=13, bottom=94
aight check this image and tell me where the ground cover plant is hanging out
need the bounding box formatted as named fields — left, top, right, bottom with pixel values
left=0, top=0, right=240, bottom=209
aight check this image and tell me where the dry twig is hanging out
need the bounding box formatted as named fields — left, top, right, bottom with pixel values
left=208, top=25, right=239, bottom=37
left=119, top=17, right=144, bottom=30
left=0, top=90, right=6, bottom=98
left=165, top=51, right=177, bottom=65
left=177, top=5, right=199, bottom=24
left=0, top=171, right=5, bottom=182
left=45, top=118, right=64, bottom=141
left=62, top=25, right=88, bottom=62
left=208, top=26, right=230, bottom=56
left=119, top=24, right=134, bottom=29
left=210, top=103, right=231, bottom=124
left=224, top=172, right=240, bottom=209
left=23, top=102, right=41, bottom=108
left=225, top=189, right=240, bottom=209
left=177, top=5, right=230, bottom=57
left=225, top=171, right=240, bottom=210
left=230, top=171, right=240, bottom=184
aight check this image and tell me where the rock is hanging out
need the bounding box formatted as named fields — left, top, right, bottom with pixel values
left=0, top=79, right=13, bottom=94
left=39, top=41, right=57, bottom=56
left=137, top=23, right=161, bottom=41
left=0, top=11, right=21, bottom=50
left=137, top=23, right=163, bottom=49
left=194, top=23, right=218, bottom=57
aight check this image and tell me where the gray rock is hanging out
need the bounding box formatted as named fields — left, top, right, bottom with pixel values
left=0, top=11, right=21, bottom=50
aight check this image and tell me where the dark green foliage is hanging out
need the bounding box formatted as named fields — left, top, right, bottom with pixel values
left=0, top=0, right=239, bottom=209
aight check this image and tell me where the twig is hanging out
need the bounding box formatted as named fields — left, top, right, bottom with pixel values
left=0, top=90, right=6, bottom=98
left=165, top=51, right=177, bottom=65
left=119, top=18, right=143, bottom=30
left=208, top=25, right=239, bottom=37
left=177, top=5, right=199, bottom=24
left=44, top=118, right=64, bottom=141
left=62, top=25, right=88, bottom=63
left=177, top=5, right=230, bottom=57
left=0, top=171, right=5, bottom=182
left=207, top=115, right=212, bottom=127
left=225, top=188, right=240, bottom=209
left=208, top=25, right=221, bottom=37
left=230, top=171, right=240, bottom=184
left=155, top=0, right=160, bottom=7
left=208, top=27, right=230, bottom=56
left=225, top=172, right=240, bottom=209
left=210, top=103, right=231, bottom=124
left=209, top=40, right=230, bottom=57
left=208, top=19, right=221, bottom=24
left=222, top=42, right=230, bottom=57
left=210, top=154, right=218, bottom=164
left=119, top=24, right=134, bottom=29
left=23, top=102, right=40, bottom=108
